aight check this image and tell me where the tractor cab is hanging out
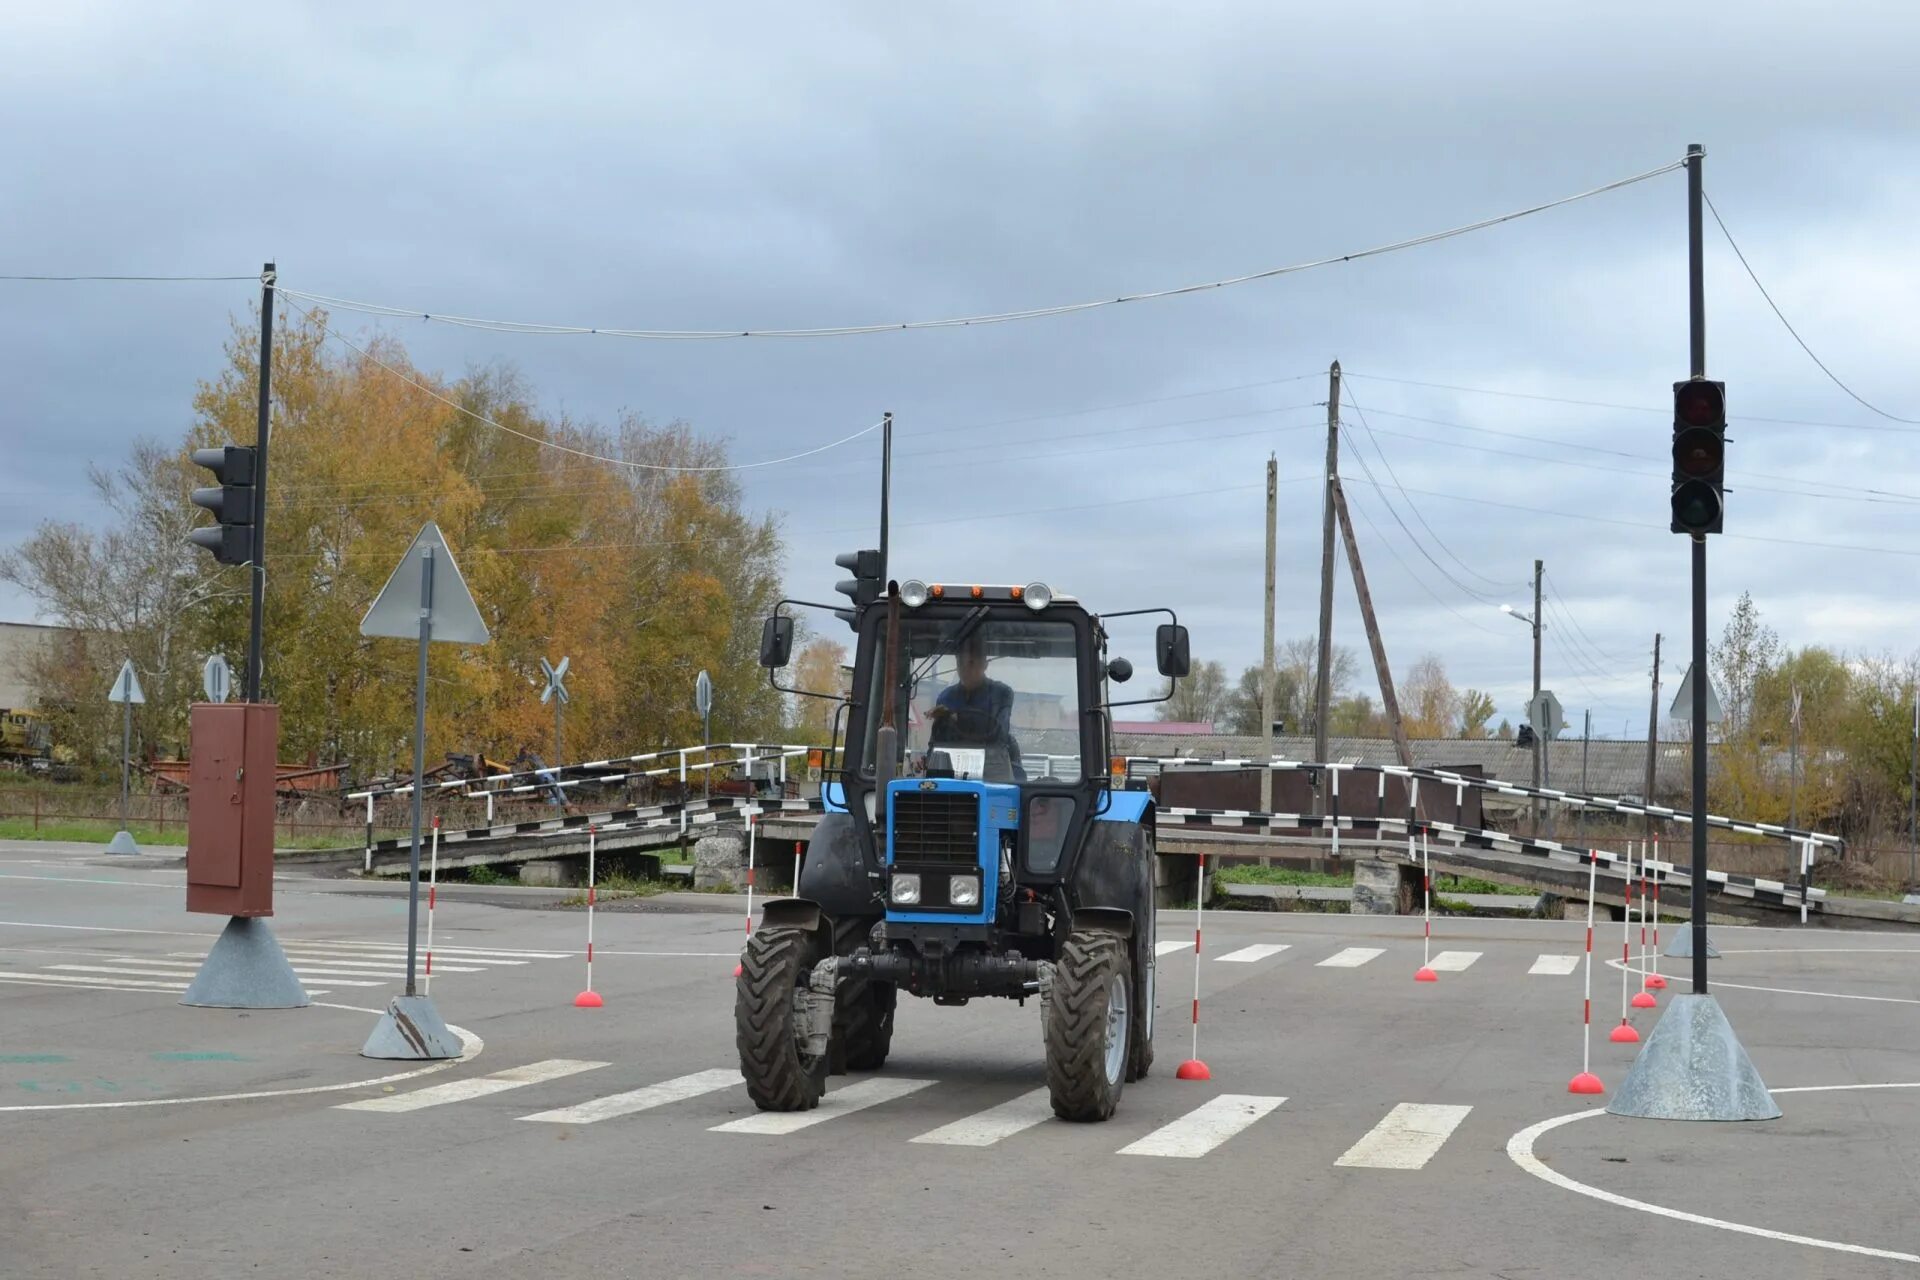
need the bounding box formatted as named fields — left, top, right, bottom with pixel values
left=748, top=564, right=1189, bottom=1123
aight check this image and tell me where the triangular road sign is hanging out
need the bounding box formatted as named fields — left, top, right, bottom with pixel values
left=1670, top=661, right=1723, bottom=725
left=108, top=658, right=146, bottom=705
left=361, top=521, right=489, bottom=645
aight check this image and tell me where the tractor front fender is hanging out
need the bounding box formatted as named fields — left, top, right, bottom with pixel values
left=1071, top=906, right=1133, bottom=937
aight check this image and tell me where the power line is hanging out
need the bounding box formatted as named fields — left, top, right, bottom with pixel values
left=1339, top=485, right=1505, bottom=638
left=271, top=158, right=1686, bottom=341
left=0, top=273, right=257, bottom=282
left=281, top=295, right=885, bottom=474
left=1341, top=385, right=1525, bottom=593
left=1542, top=574, right=1637, bottom=667
left=1339, top=446, right=1509, bottom=609
left=1703, top=189, right=1920, bottom=426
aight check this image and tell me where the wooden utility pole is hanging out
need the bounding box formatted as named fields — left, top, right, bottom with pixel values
left=1644, top=632, right=1662, bottom=844
left=1530, top=558, right=1543, bottom=831
left=1330, top=479, right=1412, bottom=768
left=1260, top=454, right=1278, bottom=810
left=1313, top=361, right=1341, bottom=806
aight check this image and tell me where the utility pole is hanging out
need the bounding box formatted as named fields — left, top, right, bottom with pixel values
left=1684, top=141, right=1712, bottom=991
left=878, top=411, right=893, bottom=585
left=248, top=262, right=275, bottom=703
left=1330, top=480, right=1412, bottom=768
left=1580, top=709, right=1590, bottom=836
left=1313, top=361, right=1341, bottom=806
left=1530, top=558, right=1543, bottom=832
left=1261, top=454, right=1277, bottom=810
left=1909, top=693, right=1917, bottom=886
left=1644, top=633, right=1662, bottom=846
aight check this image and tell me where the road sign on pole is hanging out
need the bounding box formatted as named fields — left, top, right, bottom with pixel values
left=359, top=522, right=487, bottom=1061
left=202, top=654, right=232, bottom=705
left=1668, top=661, right=1723, bottom=725
left=541, top=655, right=570, bottom=768
left=695, top=669, right=713, bottom=797
left=104, top=659, right=144, bottom=855
left=1526, top=689, right=1564, bottom=740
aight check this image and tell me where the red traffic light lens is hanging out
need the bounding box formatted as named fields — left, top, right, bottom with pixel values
left=1674, top=380, right=1724, bottom=428
left=1673, top=425, right=1723, bottom=479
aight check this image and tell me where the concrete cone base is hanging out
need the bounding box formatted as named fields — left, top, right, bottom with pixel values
left=180, top=917, right=310, bottom=1009
left=104, top=829, right=142, bottom=856
left=1665, top=930, right=1720, bottom=959
left=1607, top=994, right=1781, bottom=1121
left=361, top=994, right=460, bottom=1060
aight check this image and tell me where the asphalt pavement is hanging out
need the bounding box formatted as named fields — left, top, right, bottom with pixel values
left=4, top=839, right=1918, bottom=1279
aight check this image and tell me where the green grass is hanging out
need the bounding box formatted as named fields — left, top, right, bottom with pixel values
left=1434, top=874, right=1536, bottom=897
left=560, top=872, right=675, bottom=905
left=1214, top=864, right=1352, bottom=887
left=0, top=816, right=387, bottom=851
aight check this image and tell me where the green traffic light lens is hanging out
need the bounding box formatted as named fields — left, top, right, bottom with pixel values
left=1671, top=480, right=1722, bottom=531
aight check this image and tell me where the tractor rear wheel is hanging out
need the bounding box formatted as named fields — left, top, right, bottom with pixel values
left=1045, top=928, right=1131, bottom=1122
left=831, top=917, right=894, bottom=1073
left=735, top=924, right=830, bottom=1111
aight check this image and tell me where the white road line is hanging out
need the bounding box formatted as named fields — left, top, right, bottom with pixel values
left=711, top=1077, right=936, bottom=1134
left=909, top=1089, right=1055, bottom=1147
left=1335, top=1103, right=1473, bottom=1170
left=285, top=942, right=559, bottom=960
left=521, top=1068, right=743, bottom=1125
left=336, top=1059, right=608, bottom=1112
left=280, top=958, right=485, bottom=974
left=42, top=964, right=380, bottom=988
left=0, top=967, right=186, bottom=990
left=1529, top=954, right=1581, bottom=976
left=1215, top=944, right=1291, bottom=964
left=1117, top=1094, right=1286, bottom=1158
left=1427, top=951, right=1482, bottom=972
left=1317, top=947, right=1384, bottom=968
left=0, top=974, right=187, bottom=993
left=1154, top=940, right=1192, bottom=957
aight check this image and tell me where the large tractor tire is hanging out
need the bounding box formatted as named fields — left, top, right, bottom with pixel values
left=1128, top=846, right=1156, bottom=1083
left=831, top=917, right=894, bottom=1073
left=735, top=924, right=831, bottom=1111
left=1045, top=928, right=1132, bottom=1122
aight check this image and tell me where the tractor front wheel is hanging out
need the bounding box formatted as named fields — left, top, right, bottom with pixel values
left=735, top=924, right=830, bottom=1111
left=1045, top=928, right=1131, bottom=1122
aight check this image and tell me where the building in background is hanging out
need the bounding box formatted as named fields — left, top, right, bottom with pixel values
left=0, top=621, right=72, bottom=709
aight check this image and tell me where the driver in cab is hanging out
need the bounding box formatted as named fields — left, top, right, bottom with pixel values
left=926, top=631, right=1022, bottom=775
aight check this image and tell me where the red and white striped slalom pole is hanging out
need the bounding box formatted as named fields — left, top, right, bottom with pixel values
left=1176, top=854, right=1211, bottom=1081
left=1632, top=839, right=1659, bottom=1008
left=1569, top=848, right=1604, bottom=1094
left=1644, top=835, right=1667, bottom=991
left=424, top=816, right=441, bottom=995
left=734, top=748, right=758, bottom=980
left=575, top=825, right=603, bottom=1008
left=1611, top=843, right=1641, bottom=1043
left=1415, top=830, right=1437, bottom=982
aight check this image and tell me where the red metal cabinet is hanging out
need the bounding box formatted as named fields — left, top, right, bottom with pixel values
left=187, top=703, right=279, bottom=917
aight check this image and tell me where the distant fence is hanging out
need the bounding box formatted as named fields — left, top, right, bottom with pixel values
left=0, top=788, right=376, bottom=846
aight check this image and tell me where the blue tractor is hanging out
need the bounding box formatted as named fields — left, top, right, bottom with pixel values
left=741, top=562, right=1189, bottom=1121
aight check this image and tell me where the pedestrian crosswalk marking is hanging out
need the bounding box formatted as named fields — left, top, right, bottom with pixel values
left=284, top=941, right=559, bottom=961
left=1426, top=951, right=1482, bottom=972
left=710, top=1077, right=937, bottom=1135
left=909, top=1089, right=1055, bottom=1147
left=1117, top=1094, right=1285, bottom=1158
left=1154, top=940, right=1192, bottom=957
left=47, top=963, right=386, bottom=987
left=1528, top=954, right=1580, bottom=976
left=1215, top=944, right=1291, bottom=964
left=336, top=1059, right=608, bottom=1112
left=0, top=968, right=186, bottom=991
left=1317, top=947, right=1385, bottom=968
left=1334, top=1102, right=1472, bottom=1170
left=522, top=1068, right=742, bottom=1125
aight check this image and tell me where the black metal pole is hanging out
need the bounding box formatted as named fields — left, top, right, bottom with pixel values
left=1686, top=142, right=1709, bottom=994
left=406, top=545, right=434, bottom=998
left=248, top=263, right=275, bottom=703
left=878, top=411, right=893, bottom=584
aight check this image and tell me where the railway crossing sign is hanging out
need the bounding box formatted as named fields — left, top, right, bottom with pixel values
left=108, top=658, right=146, bottom=705
left=202, top=653, right=232, bottom=704
left=540, top=656, right=570, bottom=705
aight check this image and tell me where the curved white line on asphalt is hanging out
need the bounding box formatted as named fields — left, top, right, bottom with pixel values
left=0, top=1002, right=483, bottom=1114
left=1606, top=958, right=1920, bottom=1006
left=1507, top=1084, right=1920, bottom=1266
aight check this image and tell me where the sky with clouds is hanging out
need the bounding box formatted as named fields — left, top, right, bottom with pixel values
left=4, top=2, right=1917, bottom=739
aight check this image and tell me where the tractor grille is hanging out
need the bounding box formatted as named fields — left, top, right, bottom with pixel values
left=891, top=790, right=981, bottom=865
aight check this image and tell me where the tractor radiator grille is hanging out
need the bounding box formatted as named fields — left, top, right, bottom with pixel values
left=891, top=791, right=980, bottom=864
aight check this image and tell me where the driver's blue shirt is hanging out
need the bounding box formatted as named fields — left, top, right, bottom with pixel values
left=934, top=678, right=1016, bottom=743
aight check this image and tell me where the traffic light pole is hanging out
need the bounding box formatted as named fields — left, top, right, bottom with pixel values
left=247, top=262, right=275, bottom=703
left=1685, top=145, right=1709, bottom=995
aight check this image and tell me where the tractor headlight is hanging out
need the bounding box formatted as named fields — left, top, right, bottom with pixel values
left=890, top=873, right=922, bottom=905
left=1023, top=582, right=1052, bottom=611
left=948, top=874, right=981, bottom=907
left=899, top=579, right=930, bottom=608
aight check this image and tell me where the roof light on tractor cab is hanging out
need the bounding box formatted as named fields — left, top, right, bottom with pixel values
left=970, top=585, right=984, bottom=599
left=930, top=583, right=945, bottom=598
left=899, top=579, right=930, bottom=607
left=1023, top=582, right=1052, bottom=611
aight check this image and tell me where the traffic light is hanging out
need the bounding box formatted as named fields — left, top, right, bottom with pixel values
left=189, top=445, right=258, bottom=565
left=833, top=548, right=883, bottom=630
left=1669, top=378, right=1726, bottom=536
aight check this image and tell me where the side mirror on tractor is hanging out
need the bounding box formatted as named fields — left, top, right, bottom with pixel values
left=1154, top=624, right=1190, bottom=679
left=759, top=615, right=795, bottom=669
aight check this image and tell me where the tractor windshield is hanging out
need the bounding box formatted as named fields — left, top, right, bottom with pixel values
left=865, top=615, right=1083, bottom=784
